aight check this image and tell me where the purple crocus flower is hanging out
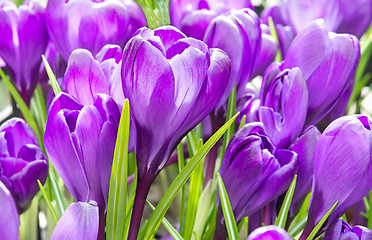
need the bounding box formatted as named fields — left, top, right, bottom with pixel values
left=44, top=92, right=120, bottom=207
left=45, top=0, right=146, bottom=61
left=204, top=8, right=262, bottom=103
left=0, top=0, right=49, bottom=105
left=215, top=123, right=297, bottom=239
left=300, top=115, right=372, bottom=239
left=44, top=92, right=120, bottom=239
left=0, top=118, right=48, bottom=213
left=266, top=20, right=360, bottom=126
left=0, top=180, right=19, bottom=240
left=246, top=225, right=292, bottom=240
left=121, top=26, right=231, bottom=239
left=170, top=0, right=253, bottom=40
left=259, top=67, right=308, bottom=149
left=324, top=220, right=372, bottom=240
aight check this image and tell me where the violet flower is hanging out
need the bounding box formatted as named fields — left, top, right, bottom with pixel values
left=259, top=67, right=308, bottom=149
left=204, top=8, right=262, bottom=103
left=45, top=0, right=146, bottom=61
left=0, top=180, right=19, bottom=240
left=300, top=115, right=372, bottom=239
left=215, top=123, right=297, bottom=239
left=246, top=225, right=292, bottom=240
left=169, top=0, right=253, bottom=40
left=44, top=93, right=120, bottom=239
left=265, top=20, right=360, bottom=126
left=121, top=26, right=231, bottom=239
left=324, top=220, right=372, bottom=240
left=0, top=118, right=48, bottom=213
left=0, top=0, right=49, bottom=105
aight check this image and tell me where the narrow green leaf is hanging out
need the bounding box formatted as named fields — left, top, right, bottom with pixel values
left=238, top=115, right=246, bottom=129
left=184, top=140, right=204, bottom=239
left=275, top=175, right=297, bottom=228
left=217, top=172, right=239, bottom=240
left=268, top=16, right=282, bottom=62
left=143, top=113, right=239, bottom=239
left=0, top=69, right=42, bottom=146
left=37, top=180, right=58, bottom=224
left=106, top=99, right=130, bottom=240
left=193, top=180, right=215, bottom=239
left=177, top=142, right=186, bottom=235
left=42, top=55, right=61, bottom=95
left=147, top=200, right=184, bottom=240
left=30, top=85, right=47, bottom=136
left=221, top=85, right=237, bottom=155
left=48, top=170, right=66, bottom=217
left=289, top=215, right=307, bottom=237
left=306, top=201, right=338, bottom=240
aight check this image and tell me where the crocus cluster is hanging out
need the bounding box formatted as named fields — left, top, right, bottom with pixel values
left=0, top=0, right=372, bottom=239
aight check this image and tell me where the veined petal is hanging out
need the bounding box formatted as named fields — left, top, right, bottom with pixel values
left=0, top=181, right=19, bottom=240
left=51, top=202, right=99, bottom=240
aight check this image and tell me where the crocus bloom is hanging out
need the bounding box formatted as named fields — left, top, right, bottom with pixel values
left=45, top=92, right=120, bottom=239
left=215, top=123, right=297, bottom=239
left=169, top=0, right=253, bottom=40
left=324, top=220, right=372, bottom=240
left=0, top=0, right=49, bottom=105
left=0, top=118, right=48, bottom=213
left=204, top=8, right=261, bottom=103
left=121, top=26, right=230, bottom=239
left=0, top=180, right=19, bottom=240
left=246, top=225, right=292, bottom=240
left=259, top=66, right=308, bottom=149
left=300, top=115, right=372, bottom=239
left=45, top=0, right=146, bottom=61
left=266, top=20, right=359, bottom=126
left=44, top=92, right=120, bottom=208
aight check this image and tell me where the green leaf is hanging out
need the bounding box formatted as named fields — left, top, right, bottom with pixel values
left=106, top=99, right=130, bottom=240
left=38, top=180, right=58, bottom=224
left=183, top=140, right=204, bottom=239
left=143, top=113, right=239, bottom=239
left=0, top=69, right=42, bottom=146
left=216, top=172, right=239, bottom=240
left=274, top=175, right=297, bottom=228
left=368, top=190, right=372, bottom=229
left=48, top=170, right=66, bottom=217
left=238, top=115, right=246, bottom=129
left=268, top=16, right=282, bottom=62
left=42, top=55, right=61, bottom=96
left=221, top=85, right=237, bottom=155
left=306, top=201, right=338, bottom=240
left=192, top=180, right=215, bottom=239
left=177, top=142, right=186, bottom=235
left=147, top=200, right=183, bottom=240
left=30, top=85, right=47, bottom=137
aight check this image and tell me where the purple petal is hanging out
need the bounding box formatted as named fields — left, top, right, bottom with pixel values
left=51, top=202, right=99, bottom=240
left=247, top=225, right=292, bottom=240
left=289, top=126, right=321, bottom=213
left=64, top=49, right=109, bottom=106
left=306, top=33, right=359, bottom=125
left=282, top=19, right=329, bottom=80
left=0, top=181, right=19, bottom=240
left=44, top=93, right=89, bottom=202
